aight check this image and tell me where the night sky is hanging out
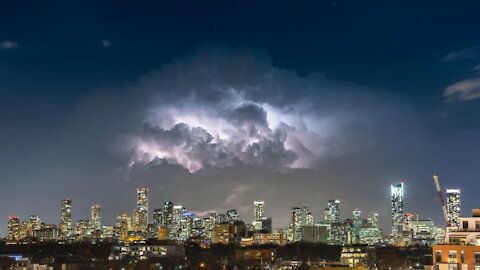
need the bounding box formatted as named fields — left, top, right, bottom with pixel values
left=2, top=0, right=480, bottom=235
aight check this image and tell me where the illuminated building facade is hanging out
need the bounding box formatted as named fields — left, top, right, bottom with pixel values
left=446, top=188, right=461, bottom=227
left=325, top=199, right=341, bottom=223
left=291, top=207, right=302, bottom=242
left=76, top=219, right=91, bottom=239
left=60, top=199, right=72, bottom=237
left=163, top=202, right=174, bottom=235
left=391, top=183, right=404, bottom=237
left=28, top=215, right=41, bottom=237
left=359, top=227, right=382, bottom=245
left=352, top=208, right=362, bottom=243
left=171, top=205, right=185, bottom=240
left=330, top=222, right=353, bottom=245
left=431, top=209, right=480, bottom=270
left=153, top=208, right=163, bottom=230
left=116, top=212, right=131, bottom=241
left=368, top=212, right=379, bottom=228
left=253, top=232, right=287, bottom=245
left=253, top=201, right=265, bottom=231
left=132, top=188, right=149, bottom=234
left=91, top=204, right=102, bottom=233
left=7, top=216, right=22, bottom=241
left=102, top=225, right=114, bottom=239
left=226, top=209, right=239, bottom=222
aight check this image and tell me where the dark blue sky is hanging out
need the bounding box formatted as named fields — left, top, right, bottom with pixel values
left=1, top=1, right=480, bottom=234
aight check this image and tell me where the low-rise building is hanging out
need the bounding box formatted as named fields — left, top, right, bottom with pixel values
left=253, top=232, right=286, bottom=245
left=431, top=209, right=480, bottom=270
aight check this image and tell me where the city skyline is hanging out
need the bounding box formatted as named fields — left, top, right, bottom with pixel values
left=1, top=180, right=464, bottom=238
left=2, top=1, right=480, bottom=239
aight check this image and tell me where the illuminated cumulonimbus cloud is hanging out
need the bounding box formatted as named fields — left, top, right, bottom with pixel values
left=124, top=47, right=353, bottom=173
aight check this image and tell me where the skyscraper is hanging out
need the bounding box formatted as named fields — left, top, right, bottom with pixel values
left=171, top=205, right=186, bottom=240
left=324, top=199, right=341, bottom=223
left=391, top=183, right=404, bottom=237
left=446, top=189, right=461, bottom=227
left=290, top=205, right=313, bottom=242
left=368, top=212, right=379, bottom=228
left=153, top=208, right=164, bottom=229
left=60, top=199, right=72, bottom=237
left=254, top=201, right=265, bottom=221
left=352, top=208, right=362, bottom=244
left=116, top=212, right=131, bottom=241
left=226, top=209, right=239, bottom=222
left=253, top=201, right=265, bottom=231
left=91, top=204, right=102, bottom=232
left=133, top=188, right=149, bottom=234
left=7, top=216, right=21, bottom=241
left=137, top=188, right=149, bottom=214
left=163, top=201, right=174, bottom=236
left=29, top=215, right=41, bottom=231
left=291, top=207, right=302, bottom=242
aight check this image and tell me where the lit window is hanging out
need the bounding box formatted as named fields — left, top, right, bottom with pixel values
left=448, top=251, right=457, bottom=263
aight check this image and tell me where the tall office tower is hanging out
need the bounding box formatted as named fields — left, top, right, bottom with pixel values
left=29, top=215, right=41, bottom=231
left=261, top=217, right=272, bottom=233
left=133, top=207, right=148, bottom=233
left=353, top=209, right=362, bottom=229
left=324, top=199, right=341, bottom=223
left=253, top=201, right=265, bottom=231
left=291, top=207, right=303, bottom=242
left=132, top=188, right=149, bottom=234
left=7, top=216, right=21, bottom=241
left=226, top=209, right=239, bottom=223
left=153, top=208, right=164, bottom=229
left=391, top=183, right=404, bottom=237
left=60, top=199, right=72, bottom=237
left=299, top=206, right=314, bottom=226
left=254, top=201, right=265, bottom=221
left=305, top=209, right=314, bottom=226
left=169, top=205, right=185, bottom=240
left=179, top=212, right=194, bottom=241
left=91, top=204, right=102, bottom=232
left=352, top=209, right=362, bottom=244
left=446, top=189, right=461, bottom=227
left=192, top=217, right=204, bottom=238
left=116, top=212, right=131, bottom=241
left=163, top=202, right=174, bottom=229
left=368, top=212, right=379, bottom=228
left=203, top=212, right=217, bottom=239
left=137, top=188, right=149, bottom=212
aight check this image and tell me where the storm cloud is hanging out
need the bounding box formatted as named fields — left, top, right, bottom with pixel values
left=1, top=45, right=460, bottom=232
left=117, top=46, right=406, bottom=175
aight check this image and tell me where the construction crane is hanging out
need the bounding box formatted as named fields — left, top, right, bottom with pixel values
left=433, top=175, right=450, bottom=227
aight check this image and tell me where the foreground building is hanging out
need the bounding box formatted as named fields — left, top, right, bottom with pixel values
left=429, top=209, right=480, bottom=270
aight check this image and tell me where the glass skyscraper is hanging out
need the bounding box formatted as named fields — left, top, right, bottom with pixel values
left=391, top=183, right=404, bottom=237
left=446, top=189, right=461, bottom=227
left=324, top=199, right=341, bottom=223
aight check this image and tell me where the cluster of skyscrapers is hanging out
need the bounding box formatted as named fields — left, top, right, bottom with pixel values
left=389, top=182, right=462, bottom=247
left=5, top=182, right=462, bottom=249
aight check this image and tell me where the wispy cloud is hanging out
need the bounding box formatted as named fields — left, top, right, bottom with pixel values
left=443, top=47, right=477, bottom=62
left=0, top=40, right=18, bottom=50
left=444, top=78, right=480, bottom=101
left=101, top=39, right=111, bottom=48
left=224, top=186, right=251, bottom=205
